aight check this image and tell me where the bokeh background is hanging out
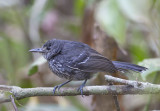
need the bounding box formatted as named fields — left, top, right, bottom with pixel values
left=0, top=0, right=160, bottom=111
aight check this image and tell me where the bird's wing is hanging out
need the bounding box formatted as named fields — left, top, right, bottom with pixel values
left=67, top=51, right=117, bottom=73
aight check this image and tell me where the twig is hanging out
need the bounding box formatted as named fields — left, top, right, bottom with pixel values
left=105, top=75, right=149, bottom=88
left=113, top=95, right=121, bottom=111
left=108, top=82, right=121, bottom=111
left=10, top=95, right=18, bottom=111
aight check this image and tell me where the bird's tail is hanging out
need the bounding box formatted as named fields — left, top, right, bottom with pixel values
left=112, top=61, right=147, bottom=72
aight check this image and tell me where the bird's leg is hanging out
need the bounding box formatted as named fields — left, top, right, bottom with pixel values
left=77, top=79, right=87, bottom=96
left=53, top=80, right=72, bottom=95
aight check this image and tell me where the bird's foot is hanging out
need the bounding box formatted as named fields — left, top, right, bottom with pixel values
left=53, top=80, right=72, bottom=95
left=53, top=85, right=61, bottom=95
left=77, top=85, right=84, bottom=97
left=77, top=79, right=87, bottom=97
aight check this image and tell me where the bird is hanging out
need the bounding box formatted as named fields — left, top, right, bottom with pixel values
left=29, top=39, right=147, bottom=96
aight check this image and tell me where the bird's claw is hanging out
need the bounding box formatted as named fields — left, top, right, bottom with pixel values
left=53, top=85, right=61, bottom=95
left=53, top=80, right=72, bottom=95
left=77, top=86, right=84, bottom=97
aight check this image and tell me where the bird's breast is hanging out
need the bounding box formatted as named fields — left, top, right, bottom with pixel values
left=48, top=59, right=73, bottom=80
left=48, top=58, right=93, bottom=81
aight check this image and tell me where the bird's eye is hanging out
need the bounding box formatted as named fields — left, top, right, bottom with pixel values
left=47, top=47, right=50, bottom=50
left=46, top=43, right=52, bottom=50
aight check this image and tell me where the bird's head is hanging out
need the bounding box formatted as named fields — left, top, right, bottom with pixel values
left=29, top=39, right=63, bottom=60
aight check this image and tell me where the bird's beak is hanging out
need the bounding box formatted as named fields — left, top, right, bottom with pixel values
left=29, top=48, right=45, bottom=53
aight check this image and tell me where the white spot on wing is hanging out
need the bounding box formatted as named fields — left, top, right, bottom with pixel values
left=66, top=65, right=83, bottom=71
left=79, top=53, right=83, bottom=57
left=79, top=57, right=89, bottom=64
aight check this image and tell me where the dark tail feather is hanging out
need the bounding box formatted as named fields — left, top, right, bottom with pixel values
left=112, top=61, right=147, bottom=72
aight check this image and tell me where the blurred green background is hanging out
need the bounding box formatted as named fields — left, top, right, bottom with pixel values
left=0, top=0, right=160, bottom=111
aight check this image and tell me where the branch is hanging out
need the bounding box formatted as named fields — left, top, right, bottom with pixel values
left=1, top=75, right=160, bottom=103
left=105, top=75, right=160, bottom=93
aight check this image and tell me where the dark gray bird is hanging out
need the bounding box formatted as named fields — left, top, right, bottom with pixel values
left=29, top=39, right=147, bottom=95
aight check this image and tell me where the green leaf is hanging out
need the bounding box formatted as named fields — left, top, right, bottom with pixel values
left=117, top=0, right=151, bottom=24
left=138, top=58, right=160, bottom=81
left=74, top=0, right=85, bottom=16
left=28, top=65, right=38, bottom=76
left=95, top=0, right=126, bottom=45
left=129, top=44, right=149, bottom=63
left=28, top=56, right=47, bottom=76
left=128, top=29, right=149, bottom=63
